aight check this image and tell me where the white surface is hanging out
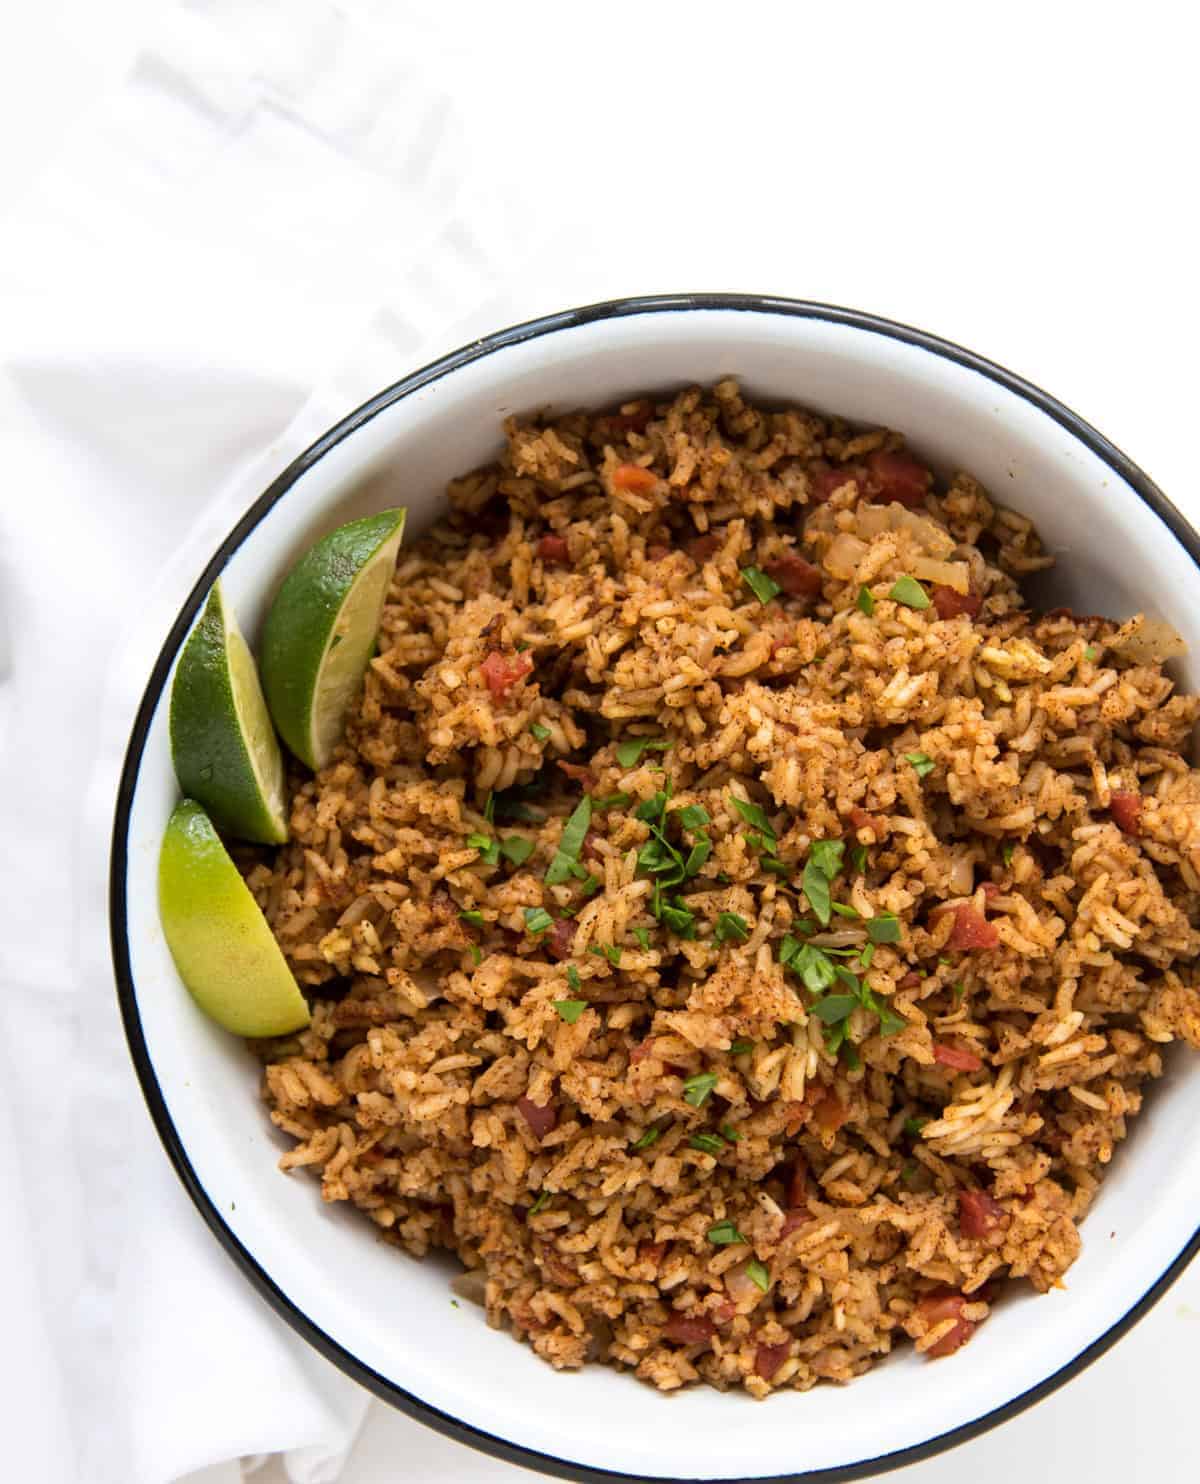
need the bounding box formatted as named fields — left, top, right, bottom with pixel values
left=1, top=2, right=1198, bottom=1482
left=119, top=304, right=1200, bottom=1482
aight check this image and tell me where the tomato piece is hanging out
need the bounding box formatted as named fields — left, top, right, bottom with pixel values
left=480, top=650, right=534, bottom=701
left=933, top=1042, right=983, bottom=1073
left=764, top=553, right=823, bottom=597
left=755, top=1341, right=791, bottom=1380
left=537, top=533, right=569, bottom=563
left=613, top=463, right=658, bottom=494
left=945, top=903, right=999, bottom=951
left=931, top=585, right=981, bottom=620
left=867, top=450, right=931, bottom=508
left=517, top=1096, right=557, bottom=1140
left=1110, top=791, right=1143, bottom=835
left=958, top=1189, right=1006, bottom=1238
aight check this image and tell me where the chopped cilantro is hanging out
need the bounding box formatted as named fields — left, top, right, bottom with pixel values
left=682, top=1071, right=719, bottom=1107
left=830, top=902, right=860, bottom=919
left=706, top=1219, right=747, bottom=1246
left=577, top=872, right=602, bottom=898
left=633, top=1124, right=662, bottom=1151
left=659, top=900, right=697, bottom=937
left=467, top=832, right=501, bottom=866
left=633, top=926, right=651, bottom=950
left=729, top=1039, right=754, bottom=1055
left=616, top=736, right=673, bottom=768
left=566, top=965, right=581, bottom=992
left=842, top=1044, right=862, bottom=1071
left=857, top=584, right=876, bottom=616
left=793, top=943, right=837, bottom=994
left=867, top=912, right=901, bottom=944
left=740, top=565, right=782, bottom=604
left=953, top=981, right=966, bottom=1005
left=450, top=1298, right=460, bottom=1308
left=530, top=722, right=552, bottom=741
left=500, top=835, right=535, bottom=865
left=824, top=1020, right=848, bottom=1055
left=850, top=843, right=869, bottom=874
left=802, top=839, right=844, bottom=926
left=888, top=575, right=931, bottom=610
left=1002, top=843, right=1015, bottom=867
left=593, top=791, right=632, bottom=810
left=469, top=944, right=483, bottom=966
left=905, top=751, right=935, bottom=779
left=689, top=1133, right=726, bottom=1156
left=459, top=910, right=485, bottom=927
left=903, top=1116, right=928, bottom=1137
left=714, top=912, right=749, bottom=944
left=529, top=1190, right=551, bottom=1215
left=900, top=1161, right=918, bottom=1184
left=589, top=943, right=622, bottom=966
left=635, top=791, right=670, bottom=824
left=684, top=837, right=712, bottom=876
left=728, top=794, right=776, bottom=841
left=484, top=792, right=496, bottom=825
left=719, top=1122, right=741, bottom=1143
left=745, top=1259, right=771, bottom=1292
left=876, top=1004, right=907, bottom=1037
left=677, top=804, right=711, bottom=830
left=810, top=994, right=859, bottom=1024
left=524, top=906, right=553, bottom=935
left=1084, top=644, right=1098, bottom=662
left=554, top=999, right=587, bottom=1024
left=778, top=934, right=802, bottom=969
left=859, top=942, right=876, bottom=970
left=545, top=796, right=593, bottom=885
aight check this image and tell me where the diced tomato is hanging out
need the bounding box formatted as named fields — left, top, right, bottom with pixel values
left=778, top=1210, right=811, bottom=1240
left=1110, top=791, right=1143, bottom=836
left=848, top=806, right=885, bottom=837
left=480, top=650, right=534, bottom=701
left=958, top=1189, right=1007, bottom=1239
left=638, top=1240, right=667, bottom=1266
left=931, top=585, right=982, bottom=620
left=808, top=461, right=862, bottom=503
left=556, top=760, right=593, bottom=785
left=916, top=1289, right=976, bottom=1358
left=597, top=400, right=655, bottom=436
left=546, top=918, right=577, bottom=961
left=945, top=903, right=999, bottom=951
left=613, top=463, right=658, bottom=494
left=517, top=1096, right=557, bottom=1140
left=664, top=1313, right=715, bottom=1345
left=896, top=971, right=922, bottom=991
left=867, top=450, right=932, bottom=508
left=764, top=553, right=823, bottom=597
left=755, top=1341, right=791, bottom=1380
left=685, top=532, right=721, bottom=563
left=814, top=1093, right=849, bottom=1133
left=933, top=1042, right=983, bottom=1073
left=537, top=533, right=569, bottom=563
left=787, top=1157, right=811, bottom=1210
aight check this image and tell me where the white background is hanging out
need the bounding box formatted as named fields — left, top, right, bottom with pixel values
left=2, top=2, right=1198, bottom=1482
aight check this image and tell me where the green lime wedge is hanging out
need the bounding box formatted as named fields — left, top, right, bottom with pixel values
left=158, top=799, right=310, bottom=1037
left=170, top=579, right=289, bottom=845
left=260, top=508, right=406, bottom=770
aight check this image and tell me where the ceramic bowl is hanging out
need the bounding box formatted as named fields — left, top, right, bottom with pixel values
left=111, top=294, right=1200, bottom=1483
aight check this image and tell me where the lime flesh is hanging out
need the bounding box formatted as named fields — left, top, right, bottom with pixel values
left=170, top=579, right=288, bottom=844
left=158, top=800, right=310, bottom=1037
left=261, top=508, right=406, bottom=771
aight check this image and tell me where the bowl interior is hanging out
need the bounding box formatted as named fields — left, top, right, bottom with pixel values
left=116, top=304, right=1200, bottom=1482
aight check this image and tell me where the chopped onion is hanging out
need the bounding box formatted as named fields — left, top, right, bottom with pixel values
left=1107, top=615, right=1186, bottom=663
left=853, top=503, right=955, bottom=557
left=807, top=929, right=867, bottom=947
left=725, top=1261, right=766, bottom=1306
left=824, top=533, right=869, bottom=580
left=913, top=557, right=971, bottom=594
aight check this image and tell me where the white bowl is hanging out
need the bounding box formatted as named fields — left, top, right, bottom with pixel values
left=110, top=295, right=1200, bottom=1483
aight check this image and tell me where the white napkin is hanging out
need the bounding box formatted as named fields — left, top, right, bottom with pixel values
left=0, top=3, right=540, bottom=1481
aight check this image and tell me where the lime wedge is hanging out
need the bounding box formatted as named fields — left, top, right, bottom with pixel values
left=260, top=508, right=406, bottom=770
left=170, top=579, right=289, bottom=845
left=158, top=799, right=310, bottom=1037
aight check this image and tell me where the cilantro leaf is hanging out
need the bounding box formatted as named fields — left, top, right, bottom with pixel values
left=554, top=999, right=587, bottom=1024
left=682, top=1071, right=718, bottom=1107
left=850, top=843, right=869, bottom=874
left=904, top=1116, right=928, bottom=1136
left=676, top=804, right=710, bottom=830
left=529, top=1190, right=550, bottom=1215
left=529, top=722, right=552, bottom=741
left=728, top=794, right=776, bottom=841
left=794, top=944, right=836, bottom=994
left=867, top=912, right=901, bottom=944
left=857, top=584, right=876, bottom=616
left=593, top=791, right=632, bottom=810
left=714, top=912, right=749, bottom=944
left=545, top=796, right=593, bottom=885
left=745, top=1259, right=771, bottom=1292
left=876, top=1004, right=907, bottom=1037
left=888, top=575, right=931, bottom=610
left=524, top=906, right=553, bottom=935
left=459, top=910, right=485, bottom=927
left=633, top=1124, right=662, bottom=1151
left=500, top=835, right=535, bottom=865
left=810, top=994, right=859, bottom=1024
left=809, top=840, right=844, bottom=878
left=706, top=1220, right=747, bottom=1246
left=830, top=902, right=860, bottom=919
left=566, top=965, right=581, bottom=992
left=740, top=566, right=782, bottom=604
left=633, top=926, right=651, bottom=950
left=905, top=751, right=935, bottom=779
left=689, top=1133, right=726, bottom=1156
left=730, top=1039, right=754, bottom=1055
left=588, top=943, right=622, bottom=966
left=616, top=736, right=673, bottom=768
left=684, top=837, right=712, bottom=877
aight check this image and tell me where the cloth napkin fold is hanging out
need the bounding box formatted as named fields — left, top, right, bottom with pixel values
left=0, top=3, right=540, bottom=1480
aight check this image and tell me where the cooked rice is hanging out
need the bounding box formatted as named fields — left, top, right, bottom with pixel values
left=244, top=381, right=1200, bottom=1395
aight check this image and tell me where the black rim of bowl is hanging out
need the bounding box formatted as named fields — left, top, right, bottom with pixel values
left=110, top=292, right=1200, bottom=1484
